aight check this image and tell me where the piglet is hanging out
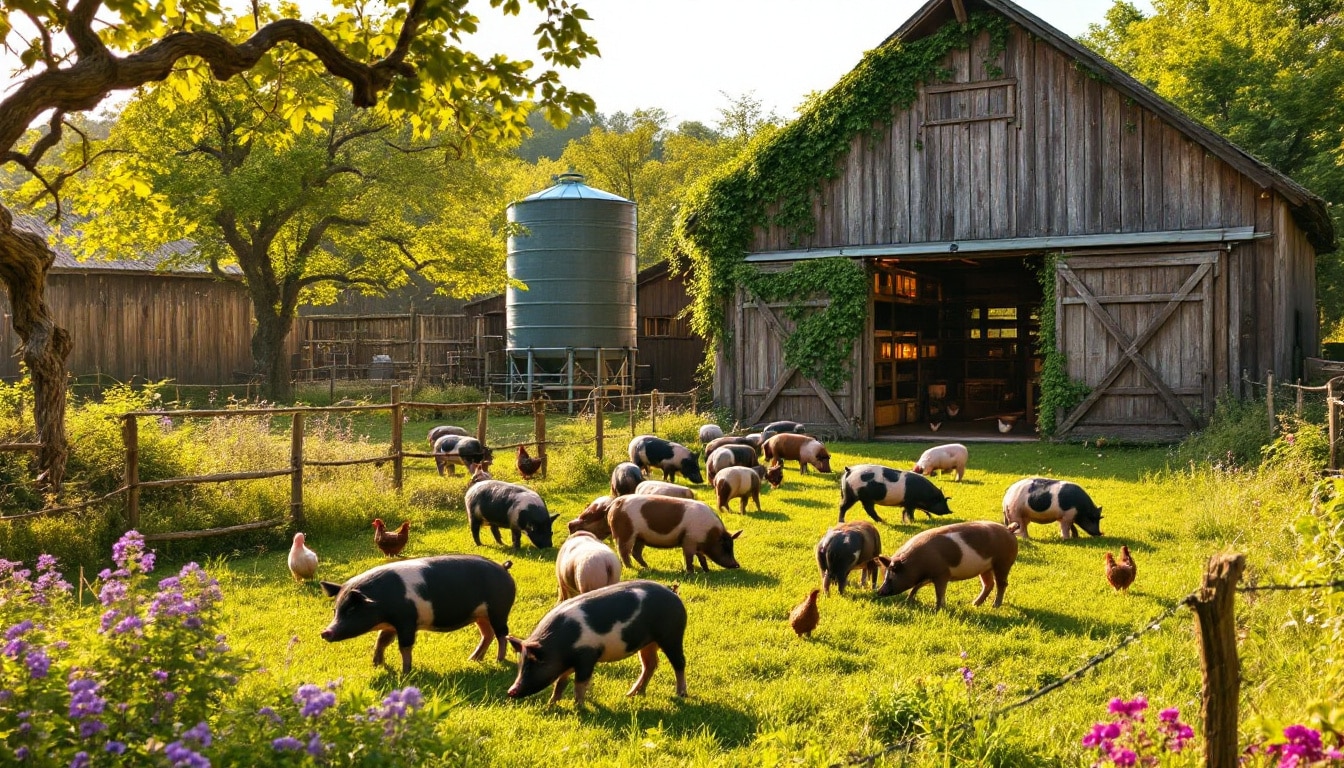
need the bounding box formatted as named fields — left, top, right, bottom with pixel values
left=628, top=435, right=703, bottom=484
left=427, top=425, right=469, bottom=446
left=838, top=464, right=953, bottom=523
left=507, top=580, right=687, bottom=708
left=465, top=479, right=559, bottom=549
left=555, top=531, right=621, bottom=602
left=320, top=555, right=515, bottom=672
left=763, top=433, right=832, bottom=474
left=1002, top=477, right=1103, bottom=539
left=913, top=443, right=968, bottom=482
left=714, top=464, right=767, bottom=514
left=610, top=462, right=644, bottom=496
left=876, top=521, right=1018, bottom=610
left=815, top=521, right=883, bottom=596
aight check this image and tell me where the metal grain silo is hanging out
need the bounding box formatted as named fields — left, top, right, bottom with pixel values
left=506, top=172, right=637, bottom=356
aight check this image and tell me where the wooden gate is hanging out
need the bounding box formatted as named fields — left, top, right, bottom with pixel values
left=732, top=292, right=860, bottom=437
left=1055, top=251, right=1218, bottom=439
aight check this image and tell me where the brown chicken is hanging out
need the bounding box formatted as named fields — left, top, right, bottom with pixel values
left=788, top=589, right=821, bottom=638
left=1104, top=545, right=1136, bottom=592
left=516, top=445, right=543, bottom=480
left=373, top=518, right=410, bottom=558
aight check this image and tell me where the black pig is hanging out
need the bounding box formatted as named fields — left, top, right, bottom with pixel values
left=610, top=462, right=644, bottom=496
left=319, top=556, right=515, bottom=673
left=1002, top=477, right=1104, bottom=538
left=815, top=521, right=883, bottom=596
left=432, top=434, right=492, bottom=476
left=465, top=479, right=559, bottom=549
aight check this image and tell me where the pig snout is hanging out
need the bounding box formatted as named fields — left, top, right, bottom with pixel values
left=320, top=628, right=335, bottom=642
left=506, top=684, right=521, bottom=698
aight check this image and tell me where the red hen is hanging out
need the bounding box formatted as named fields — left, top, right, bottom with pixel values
left=373, top=518, right=410, bottom=558
left=516, top=445, right=543, bottom=480
left=788, top=589, right=821, bottom=638
left=1104, top=544, right=1136, bottom=592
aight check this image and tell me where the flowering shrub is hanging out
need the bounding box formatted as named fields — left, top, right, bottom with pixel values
left=1080, top=696, right=1196, bottom=767
left=0, top=532, right=475, bottom=767
left=1247, top=725, right=1344, bottom=767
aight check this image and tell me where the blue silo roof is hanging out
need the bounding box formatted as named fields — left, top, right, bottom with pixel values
left=519, top=172, right=632, bottom=203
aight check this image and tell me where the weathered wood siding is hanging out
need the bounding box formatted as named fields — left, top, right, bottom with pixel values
left=0, top=271, right=255, bottom=384
left=635, top=264, right=705, bottom=393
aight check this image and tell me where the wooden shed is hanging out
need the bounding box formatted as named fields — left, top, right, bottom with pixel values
left=709, top=0, right=1334, bottom=441
left=0, top=214, right=259, bottom=385
left=636, top=261, right=704, bottom=393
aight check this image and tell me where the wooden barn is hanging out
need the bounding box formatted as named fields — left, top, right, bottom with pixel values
left=0, top=214, right=258, bottom=385
left=708, top=0, right=1334, bottom=441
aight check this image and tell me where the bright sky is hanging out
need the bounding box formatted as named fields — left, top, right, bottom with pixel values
left=468, top=0, right=1154, bottom=127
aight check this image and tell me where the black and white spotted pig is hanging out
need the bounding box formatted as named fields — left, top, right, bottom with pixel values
left=506, top=580, right=687, bottom=708
left=610, top=462, right=644, bottom=496
left=706, top=444, right=759, bottom=482
left=319, top=555, right=515, bottom=673
left=427, top=425, right=469, bottom=446
left=628, top=435, right=704, bottom=484
left=432, top=434, right=492, bottom=476
left=838, top=464, right=954, bottom=524
left=762, top=420, right=804, bottom=438
left=815, top=521, right=883, bottom=596
left=465, top=479, right=559, bottom=549
left=1002, top=477, right=1104, bottom=539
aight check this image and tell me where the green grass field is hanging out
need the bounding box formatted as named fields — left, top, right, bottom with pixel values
left=195, top=431, right=1328, bottom=767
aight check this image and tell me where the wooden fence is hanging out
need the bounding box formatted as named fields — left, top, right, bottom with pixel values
left=0, top=387, right=700, bottom=541
left=1242, top=369, right=1344, bottom=470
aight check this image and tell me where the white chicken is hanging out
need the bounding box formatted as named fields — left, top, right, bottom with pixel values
left=287, top=532, right=319, bottom=581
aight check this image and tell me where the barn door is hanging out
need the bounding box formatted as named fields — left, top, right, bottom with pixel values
left=735, top=293, right=857, bottom=437
left=1054, top=251, right=1218, bottom=437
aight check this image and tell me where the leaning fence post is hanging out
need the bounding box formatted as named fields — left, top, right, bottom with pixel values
left=595, top=388, right=605, bottom=459
left=533, top=398, right=547, bottom=478
left=122, top=415, right=139, bottom=531
left=1191, top=552, right=1245, bottom=768
left=650, top=389, right=658, bottom=434
left=291, top=412, right=305, bottom=530
left=477, top=404, right=488, bottom=446
left=390, top=384, right=403, bottom=493
left=1266, top=370, right=1276, bottom=437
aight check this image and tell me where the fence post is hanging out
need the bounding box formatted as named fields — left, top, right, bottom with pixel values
left=1266, top=370, right=1275, bottom=436
left=477, top=404, right=488, bottom=446
left=1330, top=379, right=1339, bottom=471
left=1296, top=379, right=1303, bottom=418
left=122, top=416, right=139, bottom=531
left=291, top=412, right=305, bottom=530
left=650, top=389, right=658, bottom=434
left=390, top=384, right=403, bottom=493
left=629, top=391, right=637, bottom=439
left=1191, top=552, right=1245, bottom=768
left=533, top=398, right=547, bottom=478
left=595, top=388, right=604, bottom=460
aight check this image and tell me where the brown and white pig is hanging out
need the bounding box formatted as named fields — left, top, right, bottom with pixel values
left=320, top=555, right=515, bottom=672
left=507, top=580, right=686, bottom=708
left=763, top=433, right=832, bottom=474
left=432, top=434, right=493, bottom=476
left=610, top=462, right=644, bottom=496
left=875, top=520, right=1018, bottom=609
left=628, top=435, right=703, bottom=484
left=633, top=480, right=695, bottom=499
left=714, top=464, right=768, bottom=514
left=464, top=479, right=559, bottom=550
left=706, top=444, right=760, bottom=482
left=1001, top=477, right=1104, bottom=539
left=913, top=443, right=968, bottom=482
left=704, top=435, right=761, bottom=459
left=838, top=464, right=953, bottom=523
left=555, top=531, right=621, bottom=602
left=571, top=495, right=741, bottom=573
left=815, top=521, right=883, bottom=596
left=698, top=424, right=724, bottom=443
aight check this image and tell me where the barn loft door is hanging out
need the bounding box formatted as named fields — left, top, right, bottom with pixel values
left=736, top=294, right=854, bottom=435
left=1054, top=251, right=1218, bottom=437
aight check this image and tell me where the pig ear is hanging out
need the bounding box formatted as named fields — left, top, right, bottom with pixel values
left=944, top=496, right=952, bottom=502
left=548, top=514, right=560, bottom=523
left=730, top=529, right=743, bottom=540
left=346, top=588, right=373, bottom=605
left=506, top=636, right=525, bottom=656
left=876, top=555, right=892, bottom=568
left=319, top=581, right=343, bottom=598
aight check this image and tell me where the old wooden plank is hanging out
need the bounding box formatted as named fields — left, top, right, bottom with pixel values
left=1203, top=153, right=1223, bottom=228
left=1065, top=252, right=1219, bottom=269
left=1182, top=141, right=1206, bottom=230
left=1061, top=293, right=1205, bottom=305
left=892, top=105, right=912, bottom=243
left=1142, top=113, right=1165, bottom=230
left=1101, top=85, right=1122, bottom=232
left=1065, top=65, right=1085, bottom=234
left=1119, top=97, right=1144, bottom=231
left=1163, top=123, right=1185, bottom=230
left=1048, top=44, right=1068, bottom=235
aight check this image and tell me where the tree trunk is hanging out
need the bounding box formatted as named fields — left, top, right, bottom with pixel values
left=0, top=207, right=73, bottom=490
left=252, top=309, right=294, bottom=402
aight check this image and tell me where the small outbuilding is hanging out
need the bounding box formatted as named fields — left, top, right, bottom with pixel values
left=691, top=0, right=1334, bottom=440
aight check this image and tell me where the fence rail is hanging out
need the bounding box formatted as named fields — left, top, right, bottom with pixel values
left=1, top=386, right=701, bottom=540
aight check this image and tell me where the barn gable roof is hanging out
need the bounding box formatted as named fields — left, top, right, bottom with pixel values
left=886, top=0, right=1334, bottom=251
left=12, top=212, right=241, bottom=276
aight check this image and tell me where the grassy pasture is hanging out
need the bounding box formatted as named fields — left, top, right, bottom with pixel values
left=200, top=428, right=1323, bottom=767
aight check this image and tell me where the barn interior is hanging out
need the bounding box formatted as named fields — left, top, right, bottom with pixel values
left=870, top=255, right=1043, bottom=440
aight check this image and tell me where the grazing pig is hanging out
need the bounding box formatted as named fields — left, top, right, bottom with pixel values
left=1002, top=477, right=1104, bottom=539
left=427, top=425, right=469, bottom=445
left=610, top=462, right=644, bottom=496
left=319, top=555, right=515, bottom=672
left=762, top=420, right=804, bottom=437
left=568, top=496, right=615, bottom=538
left=507, top=580, right=687, bottom=707
left=763, top=433, right=832, bottom=474
left=913, top=443, right=969, bottom=482
left=571, top=495, right=741, bottom=572
left=742, top=433, right=766, bottom=450
left=432, top=434, right=492, bottom=476
left=633, top=480, right=695, bottom=499
left=714, top=465, right=767, bottom=514
left=875, top=521, right=1018, bottom=610
left=704, top=435, right=761, bottom=458
left=698, top=424, right=724, bottom=443
left=555, top=531, right=622, bottom=601
left=706, top=444, right=759, bottom=482
left=838, top=464, right=953, bottom=523
left=628, top=435, right=704, bottom=484
left=465, top=479, right=559, bottom=549
left=815, top=521, right=883, bottom=596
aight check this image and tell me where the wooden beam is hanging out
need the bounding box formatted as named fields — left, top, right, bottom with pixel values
left=749, top=297, right=851, bottom=429
left=952, top=0, right=968, bottom=23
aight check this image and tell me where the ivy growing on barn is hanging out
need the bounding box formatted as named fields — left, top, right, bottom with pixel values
left=673, top=12, right=1010, bottom=390
left=1035, top=253, right=1092, bottom=436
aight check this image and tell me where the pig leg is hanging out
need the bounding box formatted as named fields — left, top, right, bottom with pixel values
left=681, top=542, right=697, bottom=573
left=954, top=463, right=964, bottom=482
left=627, top=644, right=659, bottom=696
left=548, top=672, right=571, bottom=705
left=631, top=539, right=651, bottom=569
left=821, top=572, right=832, bottom=596
left=510, top=526, right=523, bottom=550
left=696, top=553, right=710, bottom=572
left=901, top=506, right=916, bottom=525
left=798, top=460, right=808, bottom=474
left=617, top=536, right=635, bottom=568
left=739, top=495, right=748, bottom=515
left=658, top=636, right=688, bottom=697
left=571, top=658, right=598, bottom=708
left=468, top=617, right=494, bottom=662
left=372, top=629, right=396, bottom=667
left=932, top=579, right=949, bottom=611
left=971, top=571, right=995, bottom=607
left=435, top=457, right=445, bottom=476
left=752, top=487, right=762, bottom=513
left=489, top=525, right=505, bottom=546
left=992, top=566, right=1010, bottom=608
left=469, top=515, right=485, bottom=546
left=861, top=500, right=886, bottom=524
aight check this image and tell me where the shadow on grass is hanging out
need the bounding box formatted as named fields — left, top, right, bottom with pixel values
left=577, top=696, right=757, bottom=748
left=623, top=565, right=780, bottom=589
left=1014, top=534, right=1156, bottom=554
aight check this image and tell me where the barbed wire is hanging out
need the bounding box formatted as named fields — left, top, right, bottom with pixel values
left=1239, top=579, right=1344, bottom=592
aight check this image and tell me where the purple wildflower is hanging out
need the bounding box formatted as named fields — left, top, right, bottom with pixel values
left=182, top=722, right=212, bottom=747
left=69, top=752, right=89, bottom=768
left=959, top=666, right=974, bottom=688
left=259, top=705, right=282, bottom=724
left=68, top=677, right=107, bottom=719
left=272, top=736, right=303, bottom=751
left=112, top=615, right=144, bottom=635
left=164, top=740, right=210, bottom=768
left=306, top=732, right=326, bottom=758
left=104, top=741, right=127, bottom=755
left=153, top=669, right=169, bottom=682
left=5, top=620, right=34, bottom=642
left=78, top=719, right=107, bottom=739
left=112, top=531, right=153, bottom=573
left=25, top=648, right=50, bottom=679
left=293, top=683, right=337, bottom=718
left=15, top=746, right=29, bottom=761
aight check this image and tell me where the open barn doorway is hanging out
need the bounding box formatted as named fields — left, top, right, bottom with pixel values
left=871, top=255, right=1044, bottom=441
